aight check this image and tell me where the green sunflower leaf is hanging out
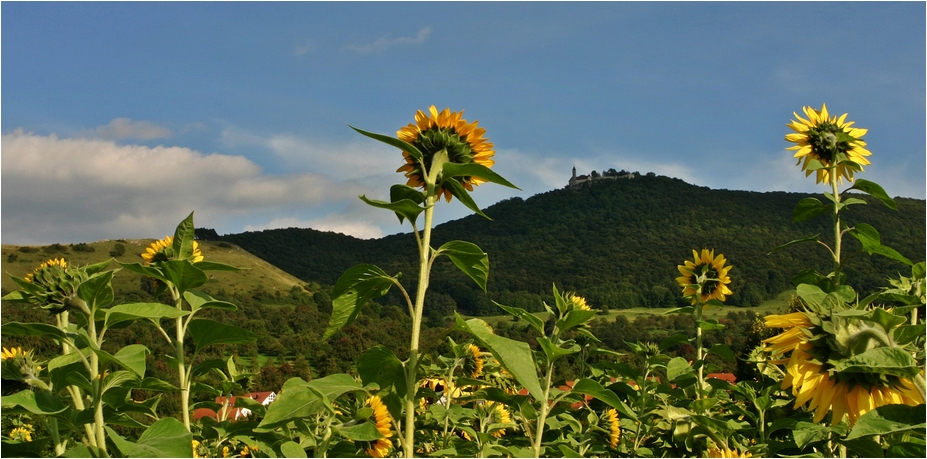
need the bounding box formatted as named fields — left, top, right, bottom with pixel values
left=337, top=421, right=384, bottom=441
left=848, top=179, right=897, bottom=210
left=768, top=234, right=820, bottom=256
left=104, top=302, right=188, bottom=330
left=494, top=302, right=545, bottom=334
left=105, top=418, right=192, bottom=459
left=171, top=211, right=198, bottom=261
left=187, top=319, right=257, bottom=354
left=359, top=195, right=424, bottom=225
left=357, top=346, right=407, bottom=400
left=845, top=404, right=926, bottom=440
left=793, top=197, right=830, bottom=222
left=324, top=264, right=398, bottom=340
left=571, top=378, right=638, bottom=422
left=184, top=290, right=238, bottom=312
left=849, top=224, right=913, bottom=266
left=442, top=163, right=520, bottom=190
left=349, top=124, right=424, bottom=163
left=436, top=241, right=490, bottom=292
left=1, top=389, right=67, bottom=415
left=160, top=259, right=209, bottom=292
left=537, top=336, right=579, bottom=363
left=831, top=347, right=920, bottom=379
left=193, top=261, right=243, bottom=272
left=444, top=178, right=491, bottom=220
left=1, top=322, right=67, bottom=342
left=454, top=315, right=544, bottom=401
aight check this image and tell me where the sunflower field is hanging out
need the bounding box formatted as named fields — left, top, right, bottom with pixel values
left=2, top=105, right=924, bottom=458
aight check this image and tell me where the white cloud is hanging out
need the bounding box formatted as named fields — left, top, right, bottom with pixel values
left=0, top=130, right=380, bottom=244
left=92, top=117, right=172, bottom=140
left=344, top=26, right=432, bottom=53
left=293, top=39, right=317, bottom=56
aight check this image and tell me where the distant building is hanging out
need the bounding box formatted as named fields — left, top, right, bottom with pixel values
left=569, top=167, right=636, bottom=190
left=192, top=391, right=277, bottom=422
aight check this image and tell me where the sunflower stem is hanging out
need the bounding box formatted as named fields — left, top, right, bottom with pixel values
left=695, top=298, right=705, bottom=400
left=404, top=192, right=437, bottom=458
left=830, top=167, right=843, bottom=286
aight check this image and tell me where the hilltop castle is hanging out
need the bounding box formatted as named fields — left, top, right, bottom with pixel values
left=569, top=166, right=636, bottom=190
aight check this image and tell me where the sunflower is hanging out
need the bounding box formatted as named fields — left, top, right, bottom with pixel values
left=463, top=343, right=484, bottom=378
left=365, top=395, right=393, bottom=458
left=763, top=312, right=925, bottom=426
left=396, top=105, right=495, bottom=202
left=603, top=408, right=621, bottom=448
left=563, top=292, right=592, bottom=311
left=23, top=258, right=68, bottom=283
left=8, top=425, right=33, bottom=443
left=707, top=447, right=752, bottom=458
left=676, top=249, right=733, bottom=305
left=484, top=401, right=513, bottom=438
left=785, top=103, right=871, bottom=184
left=1, top=347, right=24, bottom=360
left=141, top=235, right=204, bottom=265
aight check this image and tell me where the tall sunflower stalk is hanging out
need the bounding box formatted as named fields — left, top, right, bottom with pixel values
left=326, top=106, right=516, bottom=457
left=765, top=104, right=925, bottom=435
left=676, top=249, right=733, bottom=398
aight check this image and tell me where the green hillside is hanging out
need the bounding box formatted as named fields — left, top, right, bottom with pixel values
left=221, top=174, right=925, bottom=316
left=1, top=239, right=310, bottom=299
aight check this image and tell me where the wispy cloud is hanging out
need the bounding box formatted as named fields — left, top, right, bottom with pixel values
left=344, top=26, right=431, bottom=53
left=91, top=117, right=172, bottom=140
left=293, top=39, right=317, bottom=56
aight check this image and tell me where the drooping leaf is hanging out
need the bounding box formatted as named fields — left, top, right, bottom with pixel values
left=1, top=322, right=67, bottom=343
left=768, top=234, right=821, bottom=255
left=1, top=390, right=67, bottom=415
left=845, top=404, right=926, bottom=440
left=187, top=319, right=257, bottom=353
left=105, top=417, right=192, bottom=458
left=571, top=378, right=638, bottom=421
left=338, top=421, right=385, bottom=441
left=436, top=240, right=490, bottom=292
left=442, top=162, right=520, bottom=190
left=848, top=179, right=897, bottom=210
left=280, top=441, right=309, bottom=458
left=444, top=178, right=491, bottom=220
left=357, top=346, right=407, bottom=399
left=708, top=343, right=735, bottom=361
left=104, top=302, right=188, bottom=330
left=360, top=195, right=424, bottom=226
left=112, top=344, right=149, bottom=377
left=324, top=264, right=397, bottom=340
left=849, top=223, right=913, bottom=266
left=184, top=290, right=237, bottom=312
left=793, top=197, right=830, bottom=223
left=349, top=124, right=424, bottom=163
left=831, top=347, right=920, bottom=379
left=494, top=303, right=545, bottom=334
left=536, top=336, right=578, bottom=363
left=454, top=315, right=544, bottom=401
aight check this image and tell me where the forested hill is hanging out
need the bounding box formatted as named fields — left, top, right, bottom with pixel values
left=221, top=174, right=925, bottom=316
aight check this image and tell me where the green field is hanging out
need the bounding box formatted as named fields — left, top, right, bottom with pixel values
left=472, top=290, right=792, bottom=326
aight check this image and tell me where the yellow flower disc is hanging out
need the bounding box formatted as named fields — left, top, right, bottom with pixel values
left=564, top=292, right=592, bottom=311
left=785, top=103, right=871, bottom=184
left=676, top=249, right=733, bottom=305
left=396, top=105, right=495, bottom=202
left=365, top=395, right=393, bottom=458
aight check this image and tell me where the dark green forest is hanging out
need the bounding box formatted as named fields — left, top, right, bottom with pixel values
left=221, top=174, right=925, bottom=317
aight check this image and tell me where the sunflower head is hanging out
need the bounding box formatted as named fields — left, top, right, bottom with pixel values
left=481, top=401, right=514, bottom=438
left=141, top=235, right=204, bottom=266
left=603, top=408, right=621, bottom=448
left=14, top=258, right=91, bottom=313
left=763, top=301, right=925, bottom=426
left=676, top=249, right=733, bottom=306
left=8, top=425, right=33, bottom=443
left=785, top=103, right=871, bottom=184
left=462, top=343, right=484, bottom=378
left=396, top=106, right=495, bottom=202
left=364, top=395, right=393, bottom=458
left=707, top=447, right=752, bottom=458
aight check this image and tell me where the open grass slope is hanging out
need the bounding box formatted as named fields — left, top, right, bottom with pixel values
left=1, top=239, right=308, bottom=298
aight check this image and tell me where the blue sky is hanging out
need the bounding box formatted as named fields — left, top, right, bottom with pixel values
left=2, top=2, right=924, bottom=244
